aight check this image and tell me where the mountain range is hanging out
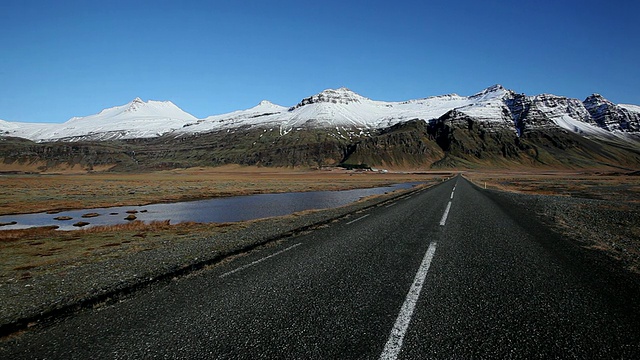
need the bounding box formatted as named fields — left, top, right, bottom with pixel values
left=1, top=85, right=639, bottom=171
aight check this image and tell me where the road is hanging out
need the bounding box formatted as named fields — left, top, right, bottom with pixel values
left=2, top=176, right=639, bottom=358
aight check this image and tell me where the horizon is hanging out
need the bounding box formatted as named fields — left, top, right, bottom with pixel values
left=2, top=0, right=639, bottom=123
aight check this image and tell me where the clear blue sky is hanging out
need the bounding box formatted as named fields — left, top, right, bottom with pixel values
left=1, top=0, right=639, bottom=123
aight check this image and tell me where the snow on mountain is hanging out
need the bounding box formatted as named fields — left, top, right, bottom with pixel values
left=1, top=98, right=197, bottom=141
left=447, top=85, right=514, bottom=123
left=2, top=86, right=639, bottom=143
left=0, top=119, right=19, bottom=131
left=583, top=94, right=640, bottom=132
left=528, top=94, right=599, bottom=131
left=0, top=119, right=58, bottom=139
left=182, top=100, right=288, bottom=132
left=620, top=104, right=640, bottom=113
left=503, top=90, right=640, bottom=140
left=178, top=86, right=514, bottom=136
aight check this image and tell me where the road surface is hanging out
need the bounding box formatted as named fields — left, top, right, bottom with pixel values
left=2, top=176, right=639, bottom=358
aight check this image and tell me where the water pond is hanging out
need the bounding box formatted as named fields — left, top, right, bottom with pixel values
left=0, top=183, right=420, bottom=230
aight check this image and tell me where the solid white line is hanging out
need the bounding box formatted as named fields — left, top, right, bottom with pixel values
left=346, top=214, right=370, bottom=225
left=439, top=201, right=452, bottom=226
left=380, top=242, right=438, bottom=360
left=219, top=243, right=302, bottom=278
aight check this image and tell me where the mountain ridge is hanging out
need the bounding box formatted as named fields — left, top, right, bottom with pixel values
left=1, top=85, right=638, bottom=144
left=1, top=85, right=639, bottom=172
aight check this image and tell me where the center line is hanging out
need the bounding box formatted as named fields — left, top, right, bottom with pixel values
left=450, top=191, right=454, bottom=199
left=219, top=243, right=302, bottom=278
left=380, top=242, right=438, bottom=360
left=439, top=201, right=452, bottom=226
left=346, top=214, right=370, bottom=225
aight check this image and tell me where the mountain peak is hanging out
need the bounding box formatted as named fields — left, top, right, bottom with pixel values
left=125, top=97, right=147, bottom=113
left=257, top=100, right=281, bottom=107
left=291, top=87, right=368, bottom=110
left=470, top=84, right=511, bottom=100
left=252, top=100, right=287, bottom=112
left=318, top=87, right=364, bottom=98
left=584, top=93, right=611, bottom=104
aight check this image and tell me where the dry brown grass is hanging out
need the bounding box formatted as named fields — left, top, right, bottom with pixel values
left=82, top=220, right=172, bottom=233
left=0, top=165, right=444, bottom=216
left=464, top=170, right=640, bottom=202
left=0, top=167, right=447, bottom=283
left=0, top=226, right=61, bottom=242
left=0, top=220, right=248, bottom=282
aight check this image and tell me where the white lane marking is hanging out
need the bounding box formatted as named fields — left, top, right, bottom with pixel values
left=346, top=214, right=370, bottom=225
left=380, top=242, right=438, bottom=360
left=450, top=191, right=454, bottom=199
left=219, top=243, right=302, bottom=278
left=385, top=203, right=397, bottom=208
left=439, top=201, right=452, bottom=226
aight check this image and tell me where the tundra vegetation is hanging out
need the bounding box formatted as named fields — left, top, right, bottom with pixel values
left=0, top=166, right=445, bottom=283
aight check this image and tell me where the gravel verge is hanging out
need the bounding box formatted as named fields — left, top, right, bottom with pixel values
left=0, top=184, right=429, bottom=337
left=482, top=188, right=640, bottom=275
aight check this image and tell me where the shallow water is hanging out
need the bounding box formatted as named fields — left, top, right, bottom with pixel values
left=0, top=183, right=419, bottom=230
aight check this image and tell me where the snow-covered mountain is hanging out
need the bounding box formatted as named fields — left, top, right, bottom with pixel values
left=1, top=98, right=197, bottom=141
left=176, top=86, right=515, bottom=137
left=177, top=85, right=639, bottom=141
left=182, top=100, right=288, bottom=133
left=1, top=86, right=639, bottom=143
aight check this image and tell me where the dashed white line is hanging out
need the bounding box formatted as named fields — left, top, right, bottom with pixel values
left=380, top=241, right=438, bottom=360
left=450, top=191, right=454, bottom=199
left=219, top=243, right=302, bottom=278
left=439, top=201, right=452, bottom=226
left=385, top=203, right=397, bottom=208
left=346, top=214, right=370, bottom=225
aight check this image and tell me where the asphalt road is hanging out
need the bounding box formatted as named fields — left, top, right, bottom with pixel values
left=2, top=176, right=639, bottom=359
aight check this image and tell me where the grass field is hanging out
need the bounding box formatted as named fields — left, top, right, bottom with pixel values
left=0, top=165, right=444, bottom=216
left=0, top=220, right=251, bottom=282
left=464, top=170, right=640, bottom=202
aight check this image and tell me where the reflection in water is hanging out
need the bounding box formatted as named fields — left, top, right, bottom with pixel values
left=0, top=183, right=419, bottom=231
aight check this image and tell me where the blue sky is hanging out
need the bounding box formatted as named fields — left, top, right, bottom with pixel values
left=1, top=0, right=639, bottom=123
